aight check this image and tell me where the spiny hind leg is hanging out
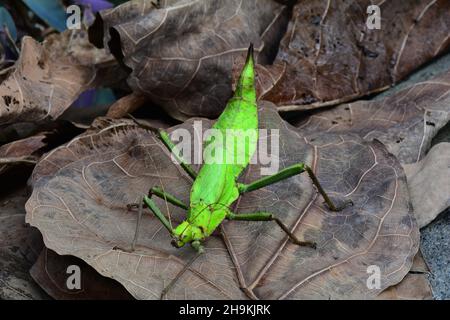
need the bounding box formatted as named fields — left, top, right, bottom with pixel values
left=161, top=241, right=204, bottom=300
left=226, top=212, right=316, bottom=249
left=237, top=163, right=352, bottom=212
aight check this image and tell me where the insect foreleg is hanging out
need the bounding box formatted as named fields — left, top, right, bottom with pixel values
left=238, top=163, right=352, bottom=212
left=127, top=187, right=188, bottom=210
left=143, top=195, right=175, bottom=234
left=150, top=186, right=188, bottom=210
left=161, top=241, right=204, bottom=299
left=115, top=193, right=178, bottom=253
left=226, top=212, right=316, bottom=248
left=128, top=115, right=197, bottom=179
left=158, top=130, right=197, bottom=180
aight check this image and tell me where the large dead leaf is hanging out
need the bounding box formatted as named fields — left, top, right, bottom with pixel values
left=26, top=104, right=418, bottom=299
left=91, top=0, right=450, bottom=119
left=0, top=30, right=120, bottom=127
left=30, top=248, right=133, bottom=300
left=404, top=143, right=450, bottom=228
left=267, top=0, right=450, bottom=111
left=89, top=0, right=289, bottom=120
left=292, top=70, right=450, bottom=226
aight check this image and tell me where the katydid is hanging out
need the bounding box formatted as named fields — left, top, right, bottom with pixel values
left=118, top=45, right=352, bottom=298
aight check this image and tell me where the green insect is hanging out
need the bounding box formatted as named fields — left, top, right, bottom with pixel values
left=120, top=45, right=351, bottom=298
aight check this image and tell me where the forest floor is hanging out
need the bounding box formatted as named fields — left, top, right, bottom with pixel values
left=1, top=52, right=449, bottom=300
left=376, top=52, right=450, bottom=300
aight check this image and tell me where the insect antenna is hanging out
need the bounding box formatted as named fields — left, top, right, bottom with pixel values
left=212, top=202, right=233, bottom=211
left=157, top=183, right=174, bottom=230
left=178, top=204, right=211, bottom=237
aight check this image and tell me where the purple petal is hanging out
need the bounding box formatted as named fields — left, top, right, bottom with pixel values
left=73, top=0, right=113, bottom=13
left=71, top=89, right=96, bottom=108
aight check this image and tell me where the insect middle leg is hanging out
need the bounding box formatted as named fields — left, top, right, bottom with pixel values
left=226, top=212, right=316, bottom=249
left=158, top=130, right=197, bottom=180
left=237, top=163, right=352, bottom=212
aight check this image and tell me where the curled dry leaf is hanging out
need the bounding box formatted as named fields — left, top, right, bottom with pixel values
left=89, top=0, right=289, bottom=120
left=0, top=134, right=47, bottom=175
left=30, top=248, right=133, bottom=300
left=0, top=30, right=120, bottom=127
left=267, top=0, right=450, bottom=111
left=404, top=143, right=450, bottom=228
left=25, top=104, right=418, bottom=299
left=106, top=93, right=147, bottom=119
left=292, top=70, right=450, bottom=226
left=0, top=187, right=48, bottom=300
left=377, top=251, right=433, bottom=300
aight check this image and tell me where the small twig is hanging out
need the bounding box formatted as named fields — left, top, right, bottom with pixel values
left=0, top=157, right=37, bottom=165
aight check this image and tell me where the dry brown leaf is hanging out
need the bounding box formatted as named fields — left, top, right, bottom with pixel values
left=404, top=143, right=450, bottom=228
left=25, top=104, right=418, bottom=299
left=292, top=70, right=450, bottom=227
left=378, top=275, right=433, bottom=300
left=267, top=0, right=450, bottom=111
left=91, top=1, right=449, bottom=119
left=377, top=251, right=433, bottom=300
left=410, top=250, right=431, bottom=274
left=292, top=70, right=450, bottom=164
left=0, top=134, right=47, bottom=175
left=30, top=248, right=133, bottom=300
left=89, top=0, right=289, bottom=120
left=0, top=30, right=119, bottom=127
